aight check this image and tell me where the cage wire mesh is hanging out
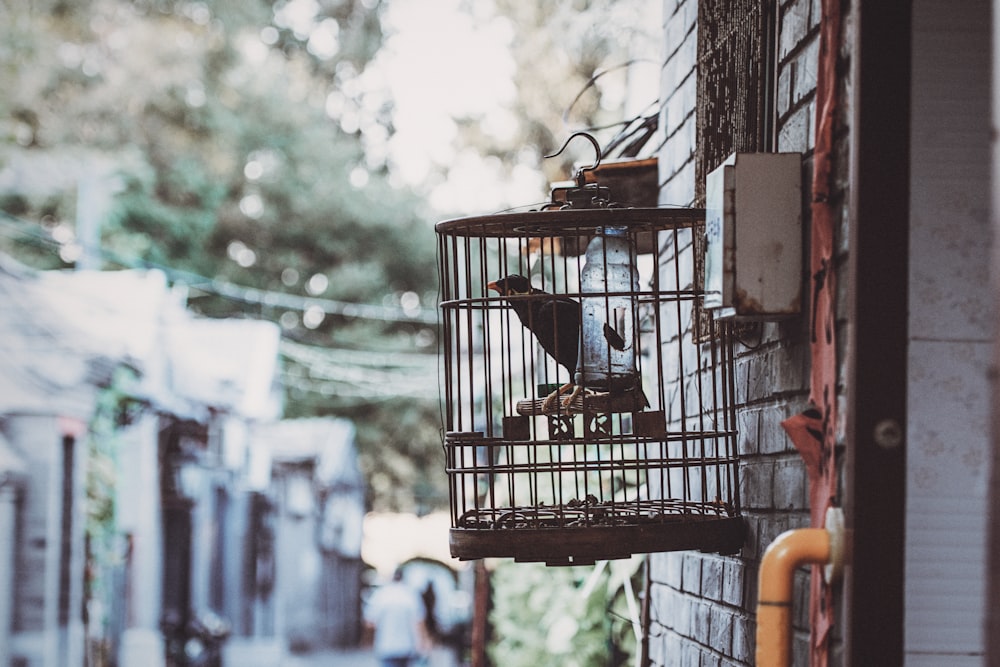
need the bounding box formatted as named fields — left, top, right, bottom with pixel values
left=437, top=207, right=743, bottom=566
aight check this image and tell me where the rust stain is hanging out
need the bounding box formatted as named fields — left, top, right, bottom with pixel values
left=733, top=288, right=800, bottom=316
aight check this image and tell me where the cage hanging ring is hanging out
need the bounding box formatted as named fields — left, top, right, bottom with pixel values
left=545, top=131, right=602, bottom=184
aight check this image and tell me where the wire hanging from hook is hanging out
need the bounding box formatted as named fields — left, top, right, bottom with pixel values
left=559, top=58, right=659, bottom=131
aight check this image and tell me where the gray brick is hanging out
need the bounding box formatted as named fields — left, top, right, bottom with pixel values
left=778, top=102, right=812, bottom=153
left=681, top=639, right=701, bottom=667
left=777, top=63, right=793, bottom=117
left=722, top=559, right=745, bottom=607
left=664, top=33, right=697, bottom=90
left=648, top=624, right=666, bottom=665
left=665, top=630, right=684, bottom=665
left=662, top=0, right=681, bottom=25
left=665, top=5, right=693, bottom=55
left=659, top=159, right=695, bottom=207
left=759, top=321, right=783, bottom=346
left=661, top=116, right=695, bottom=176
left=794, top=569, right=812, bottom=630
left=739, top=460, right=774, bottom=510
left=809, top=0, right=822, bottom=29
left=653, top=583, right=680, bottom=631
left=649, top=551, right=667, bottom=583
left=772, top=457, right=808, bottom=510
left=681, top=66, right=698, bottom=113
left=779, top=0, right=811, bottom=59
left=757, top=515, right=793, bottom=560
left=743, top=560, right=759, bottom=612
left=679, top=0, right=697, bottom=40
left=701, top=556, right=723, bottom=600
left=739, top=515, right=760, bottom=561
left=744, top=351, right=774, bottom=403
left=792, top=631, right=811, bottom=666
left=773, top=341, right=809, bottom=394
left=759, top=403, right=795, bottom=455
left=682, top=552, right=703, bottom=594
left=673, top=593, right=692, bottom=636
left=691, top=601, right=712, bottom=644
left=732, top=356, right=750, bottom=404
left=731, top=614, right=754, bottom=662
left=709, top=606, right=734, bottom=655
left=791, top=38, right=820, bottom=105
left=737, top=408, right=760, bottom=456
left=664, top=551, right=684, bottom=588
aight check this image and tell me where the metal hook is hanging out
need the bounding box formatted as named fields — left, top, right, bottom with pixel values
left=545, top=132, right=602, bottom=185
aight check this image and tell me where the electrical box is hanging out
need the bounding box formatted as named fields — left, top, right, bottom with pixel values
left=703, top=152, right=802, bottom=320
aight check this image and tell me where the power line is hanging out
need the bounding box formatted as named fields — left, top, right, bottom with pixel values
left=280, top=339, right=440, bottom=402
left=190, top=273, right=437, bottom=325
left=280, top=338, right=437, bottom=370
left=0, top=211, right=438, bottom=325
left=1, top=212, right=446, bottom=405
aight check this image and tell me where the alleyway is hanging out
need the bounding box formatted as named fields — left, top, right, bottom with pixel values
left=225, top=639, right=460, bottom=667
left=282, top=649, right=379, bottom=667
left=284, top=648, right=457, bottom=667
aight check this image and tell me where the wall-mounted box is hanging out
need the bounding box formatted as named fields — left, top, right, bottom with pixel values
left=703, top=152, right=802, bottom=320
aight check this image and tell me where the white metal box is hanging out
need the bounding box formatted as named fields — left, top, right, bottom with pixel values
left=703, top=152, right=802, bottom=319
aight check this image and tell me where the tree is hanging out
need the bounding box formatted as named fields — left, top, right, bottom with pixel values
left=457, top=0, right=663, bottom=184
left=489, top=559, right=641, bottom=667
left=0, top=0, right=441, bottom=512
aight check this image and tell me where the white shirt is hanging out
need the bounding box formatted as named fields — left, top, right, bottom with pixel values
left=364, top=580, right=425, bottom=658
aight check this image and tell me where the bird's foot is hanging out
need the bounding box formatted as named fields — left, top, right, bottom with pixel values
left=542, top=382, right=576, bottom=413
left=540, top=383, right=592, bottom=414
left=560, top=383, right=584, bottom=409
left=541, top=391, right=564, bottom=413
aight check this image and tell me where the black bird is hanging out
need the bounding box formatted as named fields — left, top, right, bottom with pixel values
left=488, top=274, right=582, bottom=410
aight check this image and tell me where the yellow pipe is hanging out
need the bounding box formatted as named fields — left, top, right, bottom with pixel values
left=755, top=527, right=831, bottom=667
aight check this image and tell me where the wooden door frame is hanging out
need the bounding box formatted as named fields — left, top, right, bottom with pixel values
left=843, top=1, right=911, bottom=664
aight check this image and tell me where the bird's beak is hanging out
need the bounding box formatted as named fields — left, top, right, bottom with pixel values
left=487, top=280, right=500, bottom=293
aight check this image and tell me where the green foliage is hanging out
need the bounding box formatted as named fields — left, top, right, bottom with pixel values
left=0, top=0, right=443, bottom=511
left=84, top=366, right=141, bottom=637
left=488, top=559, right=640, bottom=667
left=86, top=366, right=141, bottom=539
left=350, top=398, right=446, bottom=514
left=108, top=176, right=220, bottom=272
left=0, top=194, right=76, bottom=269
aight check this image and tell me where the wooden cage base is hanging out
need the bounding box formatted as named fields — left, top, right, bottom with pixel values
left=450, top=514, right=745, bottom=565
left=451, top=499, right=744, bottom=564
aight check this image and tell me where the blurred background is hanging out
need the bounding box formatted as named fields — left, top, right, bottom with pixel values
left=0, top=1, right=661, bottom=666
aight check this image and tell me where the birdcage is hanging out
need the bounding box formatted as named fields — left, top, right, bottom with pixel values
left=437, top=144, right=743, bottom=566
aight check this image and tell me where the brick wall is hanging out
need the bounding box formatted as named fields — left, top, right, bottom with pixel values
left=647, top=0, right=847, bottom=664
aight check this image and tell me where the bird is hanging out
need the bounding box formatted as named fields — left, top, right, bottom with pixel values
left=487, top=274, right=582, bottom=411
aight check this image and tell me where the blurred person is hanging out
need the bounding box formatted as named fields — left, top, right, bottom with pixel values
left=364, top=567, right=431, bottom=667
